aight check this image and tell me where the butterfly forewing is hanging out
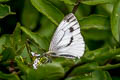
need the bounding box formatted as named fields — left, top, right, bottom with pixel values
left=49, top=13, right=85, bottom=58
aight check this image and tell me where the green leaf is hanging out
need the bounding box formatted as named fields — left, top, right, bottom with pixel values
left=0, top=0, right=9, bottom=2
left=75, top=4, right=91, bottom=20
left=81, top=0, right=115, bottom=5
left=0, top=35, right=6, bottom=53
left=35, top=63, right=64, bottom=80
left=21, top=0, right=39, bottom=29
left=1, top=47, right=15, bottom=61
left=0, top=4, right=15, bottom=19
left=80, top=15, right=111, bottom=40
left=66, top=71, right=112, bottom=80
left=95, top=4, right=113, bottom=16
left=59, top=0, right=76, bottom=5
left=0, top=71, right=20, bottom=80
left=20, top=46, right=32, bottom=63
left=12, top=23, right=22, bottom=45
left=59, top=0, right=115, bottom=5
left=38, top=16, right=56, bottom=40
left=66, top=76, right=92, bottom=80
left=82, top=47, right=120, bottom=63
left=80, top=15, right=109, bottom=30
left=20, top=27, right=49, bottom=50
left=71, top=62, right=98, bottom=75
left=91, top=70, right=112, bottom=80
left=66, top=3, right=91, bottom=20
left=68, top=70, right=112, bottom=80
left=30, top=0, right=64, bottom=25
left=16, top=58, right=64, bottom=80
left=12, top=23, right=26, bottom=55
left=53, top=57, right=75, bottom=72
left=48, top=0, right=69, bottom=14
left=0, top=35, right=12, bottom=54
left=84, top=46, right=109, bottom=62
left=15, top=57, right=31, bottom=72
left=111, top=0, right=120, bottom=42
left=16, top=58, right=41, bottom=80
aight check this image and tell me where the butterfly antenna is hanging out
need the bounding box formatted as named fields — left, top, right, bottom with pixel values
left=26, top=39, right=47, bottom=53
left=25, top=39, right=33, bottom=61
left=72, top=0, right=81, bottom=14
left=26, top=39, right=32, bottom=54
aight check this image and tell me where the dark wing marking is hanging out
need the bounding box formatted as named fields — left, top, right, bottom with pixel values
left=69, top=27, right=74, bottom=32
left=59, top=54, right=75, bottom=58
left=66, top=36, right=73, bottom=47
left=64, top=14, right=74, bottom=22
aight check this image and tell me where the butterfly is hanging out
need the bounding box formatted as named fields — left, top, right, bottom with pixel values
left=31, top=13, right=85, bottom=69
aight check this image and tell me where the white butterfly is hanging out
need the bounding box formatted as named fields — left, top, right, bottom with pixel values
left=32, top=13, right=85, bottom=69
left=48, top=13, right=85, bottom=58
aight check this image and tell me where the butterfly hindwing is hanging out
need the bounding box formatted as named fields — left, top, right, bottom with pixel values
left=49, top=13, right=85, bottom=58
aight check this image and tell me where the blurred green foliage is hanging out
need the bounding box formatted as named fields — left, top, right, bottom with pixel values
left=0, top=0, right=120, bottom=80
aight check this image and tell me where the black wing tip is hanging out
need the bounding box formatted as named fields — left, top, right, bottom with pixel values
left=64, top=13, right=76, bottom=22
left=68, top=13, right=74, bottom=16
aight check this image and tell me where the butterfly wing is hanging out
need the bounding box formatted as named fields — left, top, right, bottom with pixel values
left=49, top=13, right=85, bottom=58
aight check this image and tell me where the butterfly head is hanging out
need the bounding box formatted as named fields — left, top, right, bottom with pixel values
left=31, top=52, right=52, bottom=69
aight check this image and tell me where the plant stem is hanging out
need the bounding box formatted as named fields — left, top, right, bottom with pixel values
left=60, top=61, right=85, bottom=80
left=72, top=0, right=81, bottom=14
left=26, top=39, right=32, bottom=55
left=61, top=48, right=120, bottom=80
left=100, top=63, right=120, bottom=70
